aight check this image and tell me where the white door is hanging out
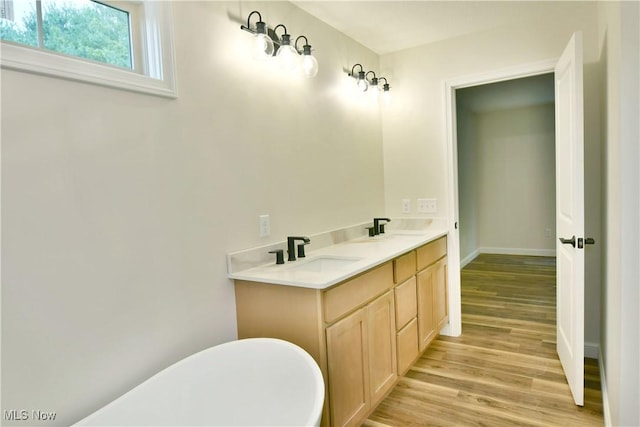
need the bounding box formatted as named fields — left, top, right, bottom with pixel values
left=555, top=31, right=585, bottom=407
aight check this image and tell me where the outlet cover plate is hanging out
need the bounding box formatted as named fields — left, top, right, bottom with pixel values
left=417, top=198, right=437, bottom=213
left=259, top=214, right=270, bottom=237
left=401, top=199, right=411, bottom=214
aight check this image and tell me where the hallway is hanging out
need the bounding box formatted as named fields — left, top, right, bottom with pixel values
left=364, top=254, right=604, bottom=426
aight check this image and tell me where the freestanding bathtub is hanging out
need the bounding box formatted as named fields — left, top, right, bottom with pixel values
left=74, top=338, right=324, bottom=426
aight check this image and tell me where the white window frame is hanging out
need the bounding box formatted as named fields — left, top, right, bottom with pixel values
left=0, top=1, right=177, bottom=98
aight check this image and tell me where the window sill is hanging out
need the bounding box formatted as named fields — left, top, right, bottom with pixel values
left=1, top=41, right=177, bottom=98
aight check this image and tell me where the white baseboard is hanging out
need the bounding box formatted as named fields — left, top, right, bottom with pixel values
left=599, top=348, right=612, bottom=427
left=585, top=342, right=599, bottom=359
left=460, top=249, right=479, bottom=268
left=477, top=247, right=556, bottom=257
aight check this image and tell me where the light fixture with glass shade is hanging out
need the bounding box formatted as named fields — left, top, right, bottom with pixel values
left=295, top=36, right=319, bottom=78
left=366, top=71, right=379, bottom=97
left=349, top=64, right=369, bottom=92
left=274, top=24, right=299, bottom=72
left=379, top=77, right=391, bottom=103
left=240, top=11, right=274, bottom=59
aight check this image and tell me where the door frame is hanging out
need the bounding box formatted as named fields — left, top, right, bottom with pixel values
left=441, top=59, right=557, bottom=337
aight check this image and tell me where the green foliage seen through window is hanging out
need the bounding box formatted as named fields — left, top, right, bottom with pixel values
left=0, top=1, right=132, bottom=69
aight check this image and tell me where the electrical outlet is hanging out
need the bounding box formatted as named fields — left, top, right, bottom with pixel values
left=417, top=198, right=437, bottom=213
left=259, top=214, right=270, bottom=237
left=401, top=199, right=411, bottom=214
left=545, top=228, right=553, bottom=238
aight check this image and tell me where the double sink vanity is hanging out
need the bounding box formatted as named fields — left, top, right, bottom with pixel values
left=227, top=219, right=449, bottom=427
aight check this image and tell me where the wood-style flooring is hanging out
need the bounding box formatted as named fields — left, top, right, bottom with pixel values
left=364, top=254, right=604, bottom=426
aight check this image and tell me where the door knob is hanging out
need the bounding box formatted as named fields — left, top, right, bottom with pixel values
left=559, top=236, right=576, bottom=247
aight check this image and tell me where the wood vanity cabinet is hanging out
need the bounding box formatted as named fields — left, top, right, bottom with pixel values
left=233, top=235, right=447, bottom=427
left=416, top=237, right=448, bottom=351
left=235, top=262, right=396, bottom=427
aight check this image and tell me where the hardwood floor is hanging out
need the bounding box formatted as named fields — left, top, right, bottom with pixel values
left=364, top=254, right=604, bottom=426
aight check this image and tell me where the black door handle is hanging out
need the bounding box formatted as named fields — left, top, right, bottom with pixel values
left=559, top=236, right=576, bottom=247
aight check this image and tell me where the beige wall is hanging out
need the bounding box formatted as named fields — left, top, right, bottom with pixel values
left=598, top=1, right=640, bottom=425
left=380, top=0, right=602, bottom=361
left=1, top=2, right=384, bottom=425
left=458, top=104, right=556, bottom=262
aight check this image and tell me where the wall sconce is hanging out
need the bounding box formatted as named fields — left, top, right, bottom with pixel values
left=366, top=71, right=378, bottom=92
left=240, top=11, right=318, bottom=78
left=295, top=36, right=319, bottom=78
left=274, top=24, right=298, bottom=72
left=379, top=77, right=391, bottom=103
left=240, top=11, right=274, bottom=59
left=349, top=64, right=369, bottom=92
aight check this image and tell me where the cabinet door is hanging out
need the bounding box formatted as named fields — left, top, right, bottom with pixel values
left=396, top=318, right=419, bottom=375
left=435, top=258, right=449, bottom=330
left=367, top=291, right=397, bottom=405
left=326, top=309, right=369, bottom=427
left=417, top=264, right=437, bottom=351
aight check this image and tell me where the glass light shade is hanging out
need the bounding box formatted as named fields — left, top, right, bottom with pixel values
left=276, top=44, right=299, bottom=72
left=301, top=54, right=318, bottom=78
left=255, top=33, right=274, bottom=59
left=357, top=78, right=369, bottom=92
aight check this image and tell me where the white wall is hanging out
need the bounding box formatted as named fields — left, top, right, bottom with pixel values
left=455, top=103, right=477, bottom=263
left=598, top=1, right=640, bottom=425
left=1, top=2, right=384, bottom=425
left=380, top=0, right=602, bottom=360
left=475, top=104, right=556, bottom=254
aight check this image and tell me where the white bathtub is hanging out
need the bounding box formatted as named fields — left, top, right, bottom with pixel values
left=74, top=338, right=324, bottom=426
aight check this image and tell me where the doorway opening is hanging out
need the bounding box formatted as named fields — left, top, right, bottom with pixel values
left=455, top=73, right=556, bottom=268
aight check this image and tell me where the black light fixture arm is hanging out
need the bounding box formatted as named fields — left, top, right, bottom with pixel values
left=366, top=70, right=378, bottom=86
left=295, top=35, right=312, bottom=54
left=379, top=76, right=391, bottom=91
left=350, top=63, right=365, bottom=78
left=240, top=10, right=263, bottom=34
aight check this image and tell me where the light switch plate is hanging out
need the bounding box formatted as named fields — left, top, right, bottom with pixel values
left=417, top=198, right=437, bottom=213
left=259, top=215, right=270, bottom=237
left=401, top=199, right=411, bottom=214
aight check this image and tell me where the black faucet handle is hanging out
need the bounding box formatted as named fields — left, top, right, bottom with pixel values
left=373, top=218, right=391, bottom=235
left=365, top=226, right=376, bottom=237
left=297, top=242, right=310, bottom=258
left=268, top=249, right=285, bottom=265
left=287, top=236, right=311, bottom=261
left=379, top=223, right=387, bottom=234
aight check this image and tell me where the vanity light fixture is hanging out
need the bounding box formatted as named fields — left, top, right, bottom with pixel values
left=349, top=64, right=369, bottom=92
left=366, top=71, right=379, bottom=92
left=274, top=24, right=299, bottom=72
left=379, top=77, right=391, bottom=102
left=240, top=11, right=274, bottom=59
left=295, top=35, right=319, bottom=78
left=240, top=11, right=318, bottom=78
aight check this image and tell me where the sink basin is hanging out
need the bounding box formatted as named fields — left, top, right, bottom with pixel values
left=288, top=256, right=361, bottom=273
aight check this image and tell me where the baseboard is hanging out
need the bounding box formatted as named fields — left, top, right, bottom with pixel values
left=477, top=247, right=556, bottom=257
left=585, top=342, right=599, bottom=359
left=599, top=348, right=612, bottom=427
left=460, top=249, right=479, bottom=268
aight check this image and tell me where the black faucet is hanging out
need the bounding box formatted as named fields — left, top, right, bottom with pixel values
left=287, top=236, right=311, bottom=261
left=373, top=218, right=391, bottom=235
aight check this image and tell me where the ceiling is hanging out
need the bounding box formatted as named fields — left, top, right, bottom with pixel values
left=292, top=1, right=580, bottom=55
left=457, top=73, right=555, bottom=113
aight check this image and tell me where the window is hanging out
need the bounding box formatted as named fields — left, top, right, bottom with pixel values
left=0, top=0, right=176, bottom=98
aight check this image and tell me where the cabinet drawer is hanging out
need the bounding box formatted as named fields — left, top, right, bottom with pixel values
left=393, top=251, right=416, bottom=284
left=417, top=236, right=447, bottom=270
left=396, top=318, right=419, bottom=375
left=323, top=262, right=393, bottom=324
left=394, top=276, right=417, bottom=330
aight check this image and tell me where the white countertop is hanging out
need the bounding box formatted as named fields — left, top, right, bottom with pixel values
left=228, top=223, right=448, bottom=290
